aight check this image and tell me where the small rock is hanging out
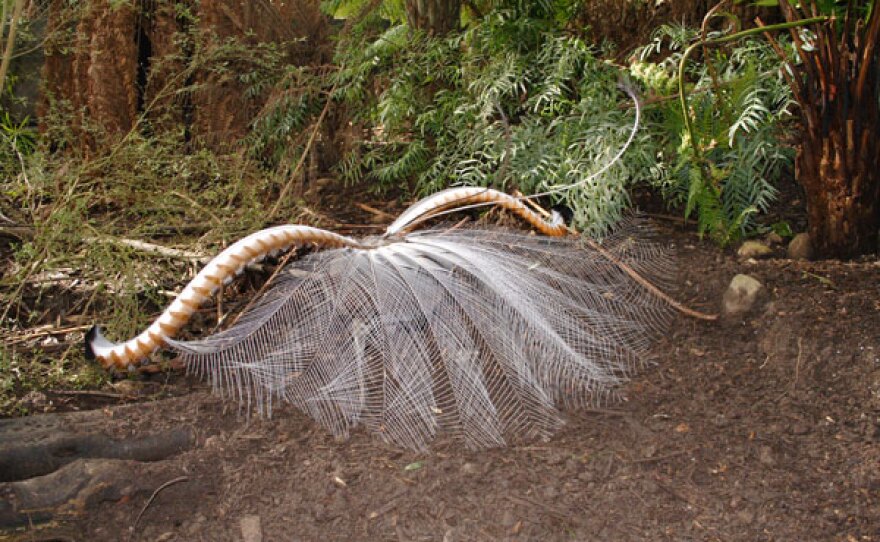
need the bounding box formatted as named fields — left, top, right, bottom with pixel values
left=722, top=274, right=764, bottom=316
left=737, top=240, right=773, bottom=259
left=765, top=232, right=784, bottom=245
left=460, top=462, right=478, bottom=476
left=240, top=515, right=262, bottom=542
left=501, top=509, right=516, bottom=527
left=791, top=422, right=810, bottom=435
left=787, top=233, right=813, bottom=260
left=758, top=445, right=775, bottom=466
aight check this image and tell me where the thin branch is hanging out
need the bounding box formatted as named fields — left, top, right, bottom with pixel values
left=129, top=476, right=190, bottom=541
left=87, top=236, right=211, bottom=264
left=267, top=83, right=337, bottom=220
left=0, top=0, right=26, bottom=93
left=227, top=249, right=297, bottom=328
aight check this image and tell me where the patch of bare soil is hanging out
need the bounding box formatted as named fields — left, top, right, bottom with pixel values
left=2, top=218, right=879, bottom=542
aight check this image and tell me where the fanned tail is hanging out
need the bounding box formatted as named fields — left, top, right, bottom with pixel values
left=168, top=224, right=675, bottom=450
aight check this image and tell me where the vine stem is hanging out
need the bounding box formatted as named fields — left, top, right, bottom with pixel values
left=677, top=15, right=829, bottom=167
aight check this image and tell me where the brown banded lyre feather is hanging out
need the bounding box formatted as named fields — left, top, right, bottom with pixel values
left=86, top=194, right=569, bottom=371
left=86, top=226, right=371, bottom=370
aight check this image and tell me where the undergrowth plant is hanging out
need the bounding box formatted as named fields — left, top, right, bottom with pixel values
left=264, top=1, right=796, bottom=241
left=326, top=3, right=658, bottom=236
left=633, top=22, right=795, bottom=243
left=1, top=19, right=296, bottom=399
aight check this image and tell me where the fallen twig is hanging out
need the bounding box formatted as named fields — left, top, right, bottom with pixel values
left=49, top=389, right=130, bottom=400
left=228, top=249, right=298, bottom=328
left=2, top=324, right=91, bottom=347
left=355, top=203, right=395, bottom=220
left=88, top=236, right=210, bottom=264
left=130, top=476, right=190, bottom=540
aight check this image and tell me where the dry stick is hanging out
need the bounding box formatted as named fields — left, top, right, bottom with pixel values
left=0, top=0, right=25, bottom=94
left=515, top=193, right=718, bottom=321
left=130, top=476, right=190, bottom=541
left=51, top=389, right=130, bottom=400
left=88, top=236, right=211, bottom=264
left=355, top=202, right=396, bottom=220
left=268, top=84, right=337, bottom=221
left=3, top=324, right=92, bottom=347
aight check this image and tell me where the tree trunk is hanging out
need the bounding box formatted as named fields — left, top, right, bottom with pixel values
left=797, top=139, right=880, bottom=259
left=772, top=1, right=880, bottom=259
left=405, top=0, right=460, bottom=35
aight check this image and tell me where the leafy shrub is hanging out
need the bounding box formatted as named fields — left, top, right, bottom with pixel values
left=328, top=4, right=655, bottom=235
left=311, top=4, right=794, bottom=241
left=633, top=23, right=795, bottom=243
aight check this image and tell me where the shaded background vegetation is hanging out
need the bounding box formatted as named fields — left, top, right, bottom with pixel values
left=0, top=0, right=877, bottom=411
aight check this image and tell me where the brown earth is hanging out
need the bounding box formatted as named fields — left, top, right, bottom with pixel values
left=2, top=203, right=878, bottom=541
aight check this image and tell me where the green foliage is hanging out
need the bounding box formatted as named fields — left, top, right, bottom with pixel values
left=0, top=111, right=36, bottom=180
left=1, top=18, right=297, bottom=402
left=326, top=4, right=652, bottom=235
left=633, top=23, right=795, bottom=244
left=306, top=5, right=794, bottom=240
left=245, top=66, right=325, bottom=172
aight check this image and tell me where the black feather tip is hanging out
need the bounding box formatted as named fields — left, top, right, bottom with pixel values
left=84, top=326, right=99, bottom=361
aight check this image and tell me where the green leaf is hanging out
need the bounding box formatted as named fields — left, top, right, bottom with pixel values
left=770, top=221, right=794, bottom=238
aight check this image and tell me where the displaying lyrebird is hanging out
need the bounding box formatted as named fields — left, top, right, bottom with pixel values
left=85, top=88, right=714, bottom=450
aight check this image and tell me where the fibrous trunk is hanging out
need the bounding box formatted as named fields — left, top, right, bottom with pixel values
left=797, top=137, right=880, bottom=258
left=775, top=0, right=880, bottom=258
left=405, top=0, right=461, bottom=35
left=40, top=0, right=329, bottom=152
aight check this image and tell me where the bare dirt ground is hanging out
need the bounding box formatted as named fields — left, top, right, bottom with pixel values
left=2, top=194, right=879, bottom=542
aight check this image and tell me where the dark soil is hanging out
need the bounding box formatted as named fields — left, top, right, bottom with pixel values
left=2, top=196, right=879, bottom=542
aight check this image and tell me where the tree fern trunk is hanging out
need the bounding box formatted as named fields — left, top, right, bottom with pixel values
left=797, top=138, right=880, bottom=258
left=774, top=0, right=880, bottom=259
left=405, top=0, right=460, bottom=35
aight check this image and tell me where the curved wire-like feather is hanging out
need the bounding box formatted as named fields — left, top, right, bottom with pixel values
left=169, top=224, right=674, bottom=450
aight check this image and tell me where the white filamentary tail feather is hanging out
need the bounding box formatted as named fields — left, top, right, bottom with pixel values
left=85, top=85, right=711, bottom=449
left=168, top=224, right=675, bottom=450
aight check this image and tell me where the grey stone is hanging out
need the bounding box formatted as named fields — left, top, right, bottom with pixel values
left=787, top=233, right=813, bottom=260
left=241, top=515, right=262, bottom=542
left=722, top=274, right=764, bottom=316
left=737, top=241, right=773, bottom=259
